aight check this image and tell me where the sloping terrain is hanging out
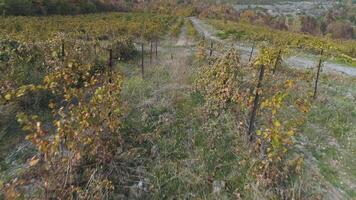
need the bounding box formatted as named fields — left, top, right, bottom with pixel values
left=0, top=12, right=355, bottom=199
left=190, top=17, right=356, bottom=76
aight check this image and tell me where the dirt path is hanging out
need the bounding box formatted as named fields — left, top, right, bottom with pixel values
left=190, top=17, right=356, bottom=77
left=190, top=17, right=222, bottom=43
left=176, top=21, right=195, bottom=47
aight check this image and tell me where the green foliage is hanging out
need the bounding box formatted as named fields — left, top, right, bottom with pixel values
left=170, top=17, right=184, bottom=37
left=210, top=19, right=356, bottom=60
left=195, top=45, right=311, bottom=197
left=0, top=40, right=46, bottom=86
left=186, top=19, right=199, bottom=40
left=2, top=0, right=33, bottom=16
left=13, top=68, right=124, bottom=199
left=196, top=48, right=245, bottom=112
left=112, top=37, right=137, bottom=61
left=0, top=13, right=176, bottom=42
left=1, top=0, right=116, bottom=16
left=0, top=12, right=177, bottom=198
left=1, top=36, right=136, bottom=198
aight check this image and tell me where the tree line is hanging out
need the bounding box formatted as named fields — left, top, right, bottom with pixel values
left=0, top=0, right=129, bottom=16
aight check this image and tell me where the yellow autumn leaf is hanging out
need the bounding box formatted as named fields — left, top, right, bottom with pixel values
left=272, top=109, right=277, bottom=115
left=4, top=93, right=12, bottom=100
left=268, top=152, right=274, bottom=158
left=287, top=130, right=295, bottom=136
left=285, top=80, right=294, bottom=88
left=29, top=156, right=40, bottom=167
left=114, top=108, right=121, bottom=114
left=273, top=120, right=281, bottom=128
left=256, top=130, right=262, bottom=136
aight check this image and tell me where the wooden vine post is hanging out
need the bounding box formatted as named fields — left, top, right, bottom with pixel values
left=61, top=41, right=65, bottom=61
left=108, top=49, right=113, bottom=82
left=272, top=49, right=282, bottom=74
left=170, top=36, right=174, bottom=61
left=150, top=41, right=153, bottom=65
left=141, top=43, right=144, bottom=78
left=155, top=40, right=158, bottom=58
left=313, top=49, right=324, bottom=99
left=248, top=64, right=265, bottom=141
left=209, top=41, right=214, bottom=57
left=249, top=43, right=255, bottom=62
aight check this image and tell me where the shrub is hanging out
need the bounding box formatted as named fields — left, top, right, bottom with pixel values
left=327, top=21, right=355, bottom=39
left=3, top=0, right=33, bottom=16
left=112, top=38, right=137, bottom=61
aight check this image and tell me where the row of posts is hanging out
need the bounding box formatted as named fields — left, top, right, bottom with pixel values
left=60, top=39, right=159, bottom=80
left=201, top=37, right=324, bottom=141
left=60, top=38, right=324, bottom=142
left=246, top=46, right=324, bottom=141
left=141, top=40, right=159, bottom=78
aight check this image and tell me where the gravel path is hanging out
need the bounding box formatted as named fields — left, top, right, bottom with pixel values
left=190, top=17, right=356, bottom=77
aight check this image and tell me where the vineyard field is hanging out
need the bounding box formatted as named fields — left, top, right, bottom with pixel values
left=0, top=2, right=356, bottom=199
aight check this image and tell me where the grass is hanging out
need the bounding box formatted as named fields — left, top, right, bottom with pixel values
left=332, top=56, right=356, bottom=67
left=1, top=20, right=355, bottom=199
left=117, top=37, right=356, bottom=199
left=297, top=73, right=356, bottom=198
left=115, top=42, right=258, bottom=199
left=0, top=107, right=51, bottom=189
left=148, top=95, right=252, bottom=199
left=186, top=19, right=200, bottom=40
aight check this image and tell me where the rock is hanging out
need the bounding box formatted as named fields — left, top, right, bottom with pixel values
left=128, top=180, right=149, bottom=200
left=150, top=145, right=159, bottom=158
left=345, top=92, right=354, bottom=101
left=213, top=180, right=226, bottom=195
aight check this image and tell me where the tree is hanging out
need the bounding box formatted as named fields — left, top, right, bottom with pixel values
left=1, top=0, right=117, bottom=15
left=300, top=16, right=320, bottom=35
left=240, top=10, right=256, bottom=22
left=270, top=16, right=288, bottom=31
left=327, top=21, right=355, bottom=39
left=3, top=0, right=33, bottom=15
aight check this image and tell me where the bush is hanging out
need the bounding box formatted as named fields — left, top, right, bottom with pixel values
left=112, top=38, right=137, bottom=61
left=0, top=40, right=46, bottom=86
left=2, top=0, right=117, bottom=16
left=3, top=0, right=33, bottom=16
left=327, top=21, right=355, bottom=39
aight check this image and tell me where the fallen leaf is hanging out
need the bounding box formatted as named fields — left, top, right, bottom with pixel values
left=29, top=156, right=40, bottom=167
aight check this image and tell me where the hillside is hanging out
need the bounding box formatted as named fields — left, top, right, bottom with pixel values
left=0, top=1, right=355, bottom=199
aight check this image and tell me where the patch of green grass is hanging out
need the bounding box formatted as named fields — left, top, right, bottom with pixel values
left=186, top=19, right=199, bottom=40
left=216, top=30, right=246, bottom=40
left=0, top=89, right=54, bottom=192
left=332, top=56, right=356, bottom=67
left=300, top=74, right=356, bottom=198
left=217, top=31, right=230, bottom=40
left=190, top=91, right=205, bottom=106
left=318, top=162, right=339, bottom=186
left=149, top=94, right=252, bottom=198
